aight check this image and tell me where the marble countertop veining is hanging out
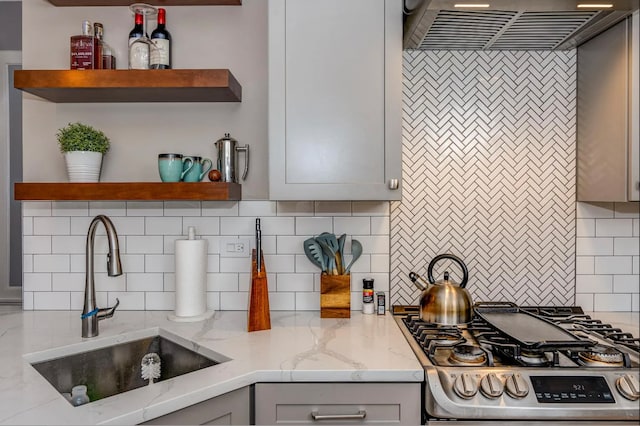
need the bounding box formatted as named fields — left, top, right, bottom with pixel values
left=0, top=310, right=423, bottom=425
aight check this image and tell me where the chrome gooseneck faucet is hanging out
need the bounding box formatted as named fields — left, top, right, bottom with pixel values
left=82, top=215, right=122, bottom=338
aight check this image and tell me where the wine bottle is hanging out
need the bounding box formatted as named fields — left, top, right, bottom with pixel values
left=128, top=12, right=149, bottom=69
left=94, top=22, right=116, bottom=69
left=150, top=8, right=171, bottom=69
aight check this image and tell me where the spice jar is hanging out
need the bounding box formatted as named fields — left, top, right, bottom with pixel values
left=362, top=278, right=374, bottom=314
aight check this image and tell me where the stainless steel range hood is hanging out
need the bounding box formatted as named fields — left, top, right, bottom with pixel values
left=404, top=0, right=640, bottom=50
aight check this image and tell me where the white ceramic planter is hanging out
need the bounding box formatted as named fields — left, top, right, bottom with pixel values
left=64, top=151, right=103, bottom=182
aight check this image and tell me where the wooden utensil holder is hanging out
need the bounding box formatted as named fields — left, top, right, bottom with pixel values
left=320, top=274, right=351, bottom=318
left=248, top=249, right=271, bottom=332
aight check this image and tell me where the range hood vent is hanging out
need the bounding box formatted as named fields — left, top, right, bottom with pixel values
left=404, top=0, right=639, bottom=50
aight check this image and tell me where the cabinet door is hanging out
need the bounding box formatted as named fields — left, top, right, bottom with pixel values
left=140, top=387, right=250, bottom=425
left=577, top=15, right=640, bottom=202
left=268, top=0, right=403, bottom=200
left=255, top=383, right=421, bottom=425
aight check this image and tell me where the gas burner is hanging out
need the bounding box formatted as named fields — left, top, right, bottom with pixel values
left=519, top=349, right=551, bottom=366
left=449, top=344, right=487, bottom=365
left=578, top=345, right=625, bottom=366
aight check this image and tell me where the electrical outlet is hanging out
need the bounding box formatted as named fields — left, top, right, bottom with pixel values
left=219, top=237, right=251, bottom=258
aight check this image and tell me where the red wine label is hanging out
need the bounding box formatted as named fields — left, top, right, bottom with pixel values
left=150, top=39, right=170, bottom=66
left=70, top=36, right=95, bottom=70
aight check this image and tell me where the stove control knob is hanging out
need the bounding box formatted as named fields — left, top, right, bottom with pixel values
left=505, top=374, right=529, bottom=399
left=453, top=372, right=479, bottom=399
left=616, top=375, right=640, bottom=401
left=480, top=373, right=504, bottom=399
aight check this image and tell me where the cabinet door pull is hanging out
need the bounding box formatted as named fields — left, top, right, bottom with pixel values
left=310, top=410, right=366, bottom=421
left=388, top=179, right=399, bottom=190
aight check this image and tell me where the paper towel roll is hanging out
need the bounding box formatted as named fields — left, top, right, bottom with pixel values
left=174, top=229, right=208, bottom=318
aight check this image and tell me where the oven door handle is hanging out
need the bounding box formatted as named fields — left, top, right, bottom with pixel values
left=310, top=410, right=366, bottom=421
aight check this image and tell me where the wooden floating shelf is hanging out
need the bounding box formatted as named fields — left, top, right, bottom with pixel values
left=47, top=1, right=241, bottom=6
left=13, top=69, right=242, bottom=103
left=14, top=182, right=242, bottom=201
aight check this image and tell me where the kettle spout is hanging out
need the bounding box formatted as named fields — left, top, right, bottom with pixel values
left=408, top=272, right=429, bottom=291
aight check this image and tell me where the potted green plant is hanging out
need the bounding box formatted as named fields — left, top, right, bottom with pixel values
left=57, top=122, right=110, bottom=182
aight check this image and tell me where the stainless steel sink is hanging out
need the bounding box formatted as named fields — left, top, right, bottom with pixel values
left=26, top=329, right=229, bottom=405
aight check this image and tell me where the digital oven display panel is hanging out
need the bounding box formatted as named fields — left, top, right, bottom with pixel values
left=531, top=376, right=615, bottom=403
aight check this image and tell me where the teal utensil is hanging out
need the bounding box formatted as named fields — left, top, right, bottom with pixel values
left=344, top=239, right=362, bottom=274
left=303, top=238, right=326, bottom=273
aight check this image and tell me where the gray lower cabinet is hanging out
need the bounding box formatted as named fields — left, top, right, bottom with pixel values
left=254, top=383, right=421, bottom=425
left=268, top=0, right=403, bottom=200
left=140, top=387, right=250, bottom=425
left=577, top=11, right=640, bottom=202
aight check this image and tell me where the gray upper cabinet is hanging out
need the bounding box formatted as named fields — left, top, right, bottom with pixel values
left=577, top=11, right=640, bottom=202
left=268, top=0, right=403, bottom=200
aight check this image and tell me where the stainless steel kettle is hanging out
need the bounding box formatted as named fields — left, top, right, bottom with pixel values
left=409, top=254, right=472, bottom=325
left=214, top=133, right=249, bottom=183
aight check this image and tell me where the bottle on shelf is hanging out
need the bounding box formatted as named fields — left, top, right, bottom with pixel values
left=70, top=20, right=102, bottom=70
left=94, top=22, right=116, bottom=70
left=128, top=12, right=149, bottom=69
left=150, top=8, right=172, bottom=69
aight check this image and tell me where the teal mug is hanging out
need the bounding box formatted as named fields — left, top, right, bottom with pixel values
left=183, top=156, right=213, bottom=182
left=158, top=154, right=194, bottom=182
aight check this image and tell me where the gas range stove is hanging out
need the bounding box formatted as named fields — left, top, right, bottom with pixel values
left=393, top=303, right=640, bottom=423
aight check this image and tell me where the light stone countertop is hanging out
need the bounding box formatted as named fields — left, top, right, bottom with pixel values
left=0, top=310, right=423, bottom=425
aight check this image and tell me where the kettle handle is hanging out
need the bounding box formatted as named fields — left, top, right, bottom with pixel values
left=235, top=144, right=249, bottom=181
left=427, top=254, right=469, bottom=288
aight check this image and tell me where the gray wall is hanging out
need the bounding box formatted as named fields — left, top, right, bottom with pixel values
left=0, top=2, right=21, bottom=51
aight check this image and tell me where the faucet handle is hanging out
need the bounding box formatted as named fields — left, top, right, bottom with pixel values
left=97, top=298, right=120, bottom=321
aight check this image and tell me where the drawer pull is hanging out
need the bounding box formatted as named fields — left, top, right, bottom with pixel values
left=311, top=410, right=366, bottom=421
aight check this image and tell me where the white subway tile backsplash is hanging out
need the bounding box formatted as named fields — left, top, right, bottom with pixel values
left=145, top=292, right=175, bottom=310
left=163, top=201, right=201, bottom=216
left=346, top=255, right=371, bottom=273
left=575, top=293, right=594, bottom=311
left=276, top=201, right=314, bottom=216
left=295, top=292, right=320, bottom=310
left=23, top=201, right=52, bottom=217
left=613, top=275, right=640, bottom=293
left=23, top=255, right=33, bottom=273
left=127, top=236, right=164, bottom=254
left=371, top=217, right=390, bottom=235
left=127, top=273, right=163, bottom=292
left=145, top=255, right=175, bottom=273
left=52, top=201, right=88, bottom=216
left=23, top=273, right=51, bottom=292
left=219, top=292, right=248, bottom=310
left=262, top=254, right=295, bottom=273
left=202, top=201, right=238, bottom=217
left=371, top=255, right=390, bottom=273
left=182, top=217, right=220, bottom=236
left=94, top=273, right=126, bottom=292
left=295, top=217, right=332, bottom=235
left=633, top=294, right=639, bottom=311
left=126, top=201, right=163, bottom=217
left=121, top=254, right=145, bottom=273
left=220, top=217, right=256, bottom=235
left=206, top=292, right=221, bottom=311
left=33, top=292, right=70, bottom=310
left=353, top=201, right=390, bottom=216
left=594, top=256, right=632, bottom=275
left=576, top=202, right=614, bottom=219
left=219, top=257, right=251, bottom=273
left=208, top=273, right=239, bottom=292
left=276, top=236, right=307, bottom=255
left=238, top=200, right=276, bottom=217
left=576, top=219, right=595, bottom=237
left=52, top=273, right=84, bottom=292
left=334, top=217, right=370, bottom=236
left=296, top=254, right=322, bottom=274
left=269, top=292, right=295, bottom=310
left=314, top=201, right=352, bottom=216
left=110, top=217, right=145, bottom=235
left=23, top=217, right=33, bottom=236
left=277, top=273, right=314, bottom=292
left=259, top=217, right=295, bottom=235
left=354, top=235, right=390, bottom=254
left=575, top=256, right=595, bottom=275
left=594, top=293, right=632, bottom=311
left=576, top=237, right=613, bottom=256
left=23, top=236, right=51, bottom=254
left=33, top=255, right=69, bottom=273
left=576, top=275, right=613, bottom=293
left=633, top=256, right=640, bottom=274
left=52, top=236, right=86, bottom=254
left=23, top=292, right=34, bottom=310
left=89, top=201, right=127, bottom=216
left=614, top=238, right=640, bottom=256
left=595, top=219, right=633, bottom=237
left=146, top=217, right=183, bottom=235
left=614, top=202, right=640, bottom=218
left=634, top=219, right=639, bottom=237
left=108, top=292, right=145, bottom=310
left=33, top=217, right=70, bottom=235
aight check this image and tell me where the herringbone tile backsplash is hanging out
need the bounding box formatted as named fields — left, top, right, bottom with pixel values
left=391, top=50, right=577, bottom=307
